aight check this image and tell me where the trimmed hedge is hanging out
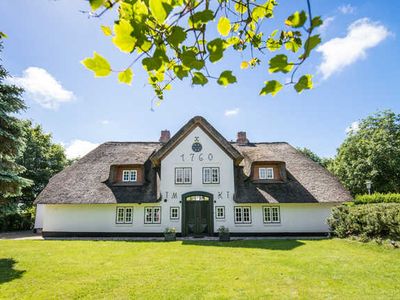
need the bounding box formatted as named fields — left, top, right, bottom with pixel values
left=354, top=193, right=400, bottom=205
left=328, top=204, right=400, bottom=241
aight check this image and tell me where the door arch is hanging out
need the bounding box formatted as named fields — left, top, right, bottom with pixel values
left=182, top=191, right=214, bottom=236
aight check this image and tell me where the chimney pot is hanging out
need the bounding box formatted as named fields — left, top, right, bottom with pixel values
left=159, top=130, right=171, bottom=143
left=237, top=131, right=249, bottom=145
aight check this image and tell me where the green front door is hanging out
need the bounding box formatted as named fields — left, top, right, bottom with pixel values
left=183, top=194, right=212, bottom=236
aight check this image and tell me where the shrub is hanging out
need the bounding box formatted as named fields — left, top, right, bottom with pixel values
left=328, top=203, right=400, bottom=241
left=354, top=193, right=400, bottom=205
left=0, top=213, right=33, bottom=232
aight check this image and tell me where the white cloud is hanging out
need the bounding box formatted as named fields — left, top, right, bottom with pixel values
left=345, top=121, right=360, bottom=134
left=100, top=120, right=111, bottom=125
left=7, top=67, right=75, bottom=109
left=318, top=16, right=335, bottom=33
left=338, top=4, right=355, bottom=14
left=317, top=18, right=390, bottom=79
left=224, top=108, right=239, bottom=117
left=65, top=140, right=99, bottom=159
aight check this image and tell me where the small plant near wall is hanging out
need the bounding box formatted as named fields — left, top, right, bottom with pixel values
left=218, top=226, right=230, bottom=242
left=164, top=227, right=176, bottom=241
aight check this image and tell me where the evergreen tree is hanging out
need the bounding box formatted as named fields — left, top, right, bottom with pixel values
left=0, top=42, right=32, bottom=203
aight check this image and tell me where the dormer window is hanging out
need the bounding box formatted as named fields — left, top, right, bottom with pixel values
left=122, top=170, right=137, bottom=182
left=259, top=167, right=274, bottom=180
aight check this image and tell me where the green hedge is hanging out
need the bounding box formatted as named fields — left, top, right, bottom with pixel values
left=354, top=193, right=400, bottom=204
left=0, top=213, right=33, bottom=232
left=328, top=204, right=400, bottom=241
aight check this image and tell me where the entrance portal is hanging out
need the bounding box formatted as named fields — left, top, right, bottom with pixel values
left=182, top=192, right=213, bottom=236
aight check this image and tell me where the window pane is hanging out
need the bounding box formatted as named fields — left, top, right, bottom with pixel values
left=272, top=207, right=279, bottom=222
left=266, top=168, right=274, bottom=179
left=264, top=207, right=271, bottom=222
left=176, top=169, right=183, bottom=183
left=153, top=207, right=161, bottom=223
left=117, top=208, right=124, bottom=223
left=130, top=171, right=137, bottom=181
left=125, top=208, right=132, bottom=223
left=243, top=207, right=250, bottom=222
left=259, top=168, right=266, bottom=179
left=123, top=171, right=129, bottom=181
left=184, top=168, right=191, bottom=183
left=235, top=207, right=242, bottom=222
left=145, top=208, right=153, bottom=223
left=212, top=168, right=219, bottom=183
left=203, top=168, right=211, bottom=183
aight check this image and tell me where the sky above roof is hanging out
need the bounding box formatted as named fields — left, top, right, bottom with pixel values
left=1, top=0, right=399, bottom=159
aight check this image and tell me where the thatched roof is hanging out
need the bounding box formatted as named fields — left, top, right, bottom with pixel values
left=35, top=142, right=161, bottom=204
left=35, top=121, right=352, bottom=205
left=233, top=142, right=352, bottom=203
left=151, top=116, right=243, bottom=166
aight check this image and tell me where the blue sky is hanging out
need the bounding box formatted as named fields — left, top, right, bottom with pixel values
left=1, top=0, right=399, bottom=158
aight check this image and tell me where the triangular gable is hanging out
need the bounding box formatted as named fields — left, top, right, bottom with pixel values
left=151, top=116, right=243, bottom=166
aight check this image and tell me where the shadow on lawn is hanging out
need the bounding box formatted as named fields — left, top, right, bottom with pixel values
left=0, top=258, right=25, bottom=285
left=181, top=239, right=305, bottom=250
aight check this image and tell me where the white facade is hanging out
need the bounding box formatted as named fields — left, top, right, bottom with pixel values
left=40, top=126, right=336, bottom=235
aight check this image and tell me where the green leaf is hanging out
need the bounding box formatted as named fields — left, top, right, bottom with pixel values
left=188, top=9, right=214, bottom=29
left=259, top=80, right=283, bottom=96
left=112, top=20, right=136, bottom=53
left=142, top=57, right=162, bottom=71
left=149, top=0, right=172, bottom=24
left=167, top=26, right=187, bottom=47
left=285, top=11, right=307, bottom=28
left=81, top=52, right=111, bottom=77
left=302, top=35, right=321, bottom=59
left=285, top=38, right=302, bottom=53
left=89, top=0, right=104, bottom=11
left=173, top=65, right=189, bottom=80
left=101, top=25, right=112, bottom=36
left=217, top=70, right=237, bottom=86
left=266, top=38, right=281, bottom=52
left=217, top=17, right=231, bottom=37
left=294, top=74, right=313, bottom=93
left=311, top=16, right=323, bottom=28
left=192, top=72, right=208, bottom=86
left=181, top=50, right=204, bottom=70
left=0, top=31, right=7, bottom=39
left=118, top=68, right=133, bottom=85
left=207, top=38, right=226, bottom=63
left=268, top=54, right=293, bottom=74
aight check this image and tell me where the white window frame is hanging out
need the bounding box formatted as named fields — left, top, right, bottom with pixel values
left=122, top=169, right=137, bottom=182
left=116, top=207, right=133, bottom=224
left=234, top=206, right=251, bottom=224
left=203, top=167, right=220, bottom=184
left=259, top=167, right=274, bottom=180
left=263, top=206, right=280, bottom=223
left=175, top=167, right=192, bottom=184
left=170, top=207, right=180, bottom=220
left=144, top=206, right=161, bottom=224
left=215, top=206, right=225, bottom=219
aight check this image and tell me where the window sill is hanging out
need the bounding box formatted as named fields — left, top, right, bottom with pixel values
left=113, top=182, right=143, bottom=187
left=263, top=223, right=282, bottom=226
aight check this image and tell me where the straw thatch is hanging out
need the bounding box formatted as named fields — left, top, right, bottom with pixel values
left=35, top=118, right=352, bottom=205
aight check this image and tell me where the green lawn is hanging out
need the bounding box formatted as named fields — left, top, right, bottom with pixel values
left=0, top=239, right=399, bottom=299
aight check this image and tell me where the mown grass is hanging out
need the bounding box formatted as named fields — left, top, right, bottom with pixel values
left=0, top=239, right=399, bottom=299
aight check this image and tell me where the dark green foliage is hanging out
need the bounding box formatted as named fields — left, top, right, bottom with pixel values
left=328, top=204, right=400, bottom=241
left=330, top=110, right=400, bottom=195
left=296, top=147, right=332, bottom=168
left=0, top=43, right=32, bottom=202
left=355, top=193, right=400, bottom=205
left=12, top=120, right=69, bottom=209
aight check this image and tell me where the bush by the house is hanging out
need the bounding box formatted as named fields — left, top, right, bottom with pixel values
left=354, top=193, right=400, bottom=205
left=328, top=203, right=400, bottom=241
left=0, top=212, right=33, bottom=232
